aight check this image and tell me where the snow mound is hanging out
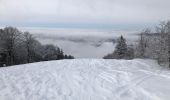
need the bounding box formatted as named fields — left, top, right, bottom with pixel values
left=0, top=59, right=170, bottom=100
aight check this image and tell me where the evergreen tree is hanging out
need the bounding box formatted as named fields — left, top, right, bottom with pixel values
left=113, top=35, right=128, bottom=59
left=68, top=55, right=74, bottom=59
left=64, top=55, right=68, bottom=59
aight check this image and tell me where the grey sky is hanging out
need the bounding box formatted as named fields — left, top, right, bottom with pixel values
left=0, top=0, right=170, bottom=28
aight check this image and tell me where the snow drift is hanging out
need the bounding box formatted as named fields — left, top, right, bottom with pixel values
left=0, top=59, right=170, bottom=100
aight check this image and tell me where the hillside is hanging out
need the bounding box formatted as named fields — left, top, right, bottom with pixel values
left=0, top=59, right=170, bottom=100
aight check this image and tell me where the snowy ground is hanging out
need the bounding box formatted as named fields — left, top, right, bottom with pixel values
left=0, top=59, right=170, bottom=100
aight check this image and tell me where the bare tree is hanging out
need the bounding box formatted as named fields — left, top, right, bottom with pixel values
left=23, top=32, right=35, bottom=63
left=136, top=29, right=150, bottom=58
left=166, top=21, right=170, bottom=68
left=156, top=21, right=170, bottom=66
left=165, top=21, right=170, bottom=68
left=3, top=27, right=21, bottom=65
left=43, top=44, right=58, bottom=60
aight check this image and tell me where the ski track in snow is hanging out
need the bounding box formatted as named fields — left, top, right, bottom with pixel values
left=0, top=59, right=170, bottom=100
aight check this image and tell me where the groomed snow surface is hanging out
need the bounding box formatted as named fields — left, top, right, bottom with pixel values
left=0, top=59, right=170, bottom=100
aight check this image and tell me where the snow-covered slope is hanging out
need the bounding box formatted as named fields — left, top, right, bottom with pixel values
left=0, top=59, right=170, bottom=100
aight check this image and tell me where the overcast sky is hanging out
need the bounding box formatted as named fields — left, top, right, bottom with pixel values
left=0, top=0, right=170, bottom=29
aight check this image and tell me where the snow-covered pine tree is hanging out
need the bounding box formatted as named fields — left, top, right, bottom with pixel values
left=113, top=35, right=128, bottom=59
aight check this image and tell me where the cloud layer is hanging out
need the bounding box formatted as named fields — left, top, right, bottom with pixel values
left=19, top=27, right=138, bottom=58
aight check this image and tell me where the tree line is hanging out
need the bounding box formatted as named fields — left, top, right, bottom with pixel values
left=0, top=27, right=74, bottom=67
left=103, top=21, right=170, bottom=67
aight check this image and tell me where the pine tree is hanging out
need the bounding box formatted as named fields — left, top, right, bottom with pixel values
left=113, top=35, right=128, bottom=59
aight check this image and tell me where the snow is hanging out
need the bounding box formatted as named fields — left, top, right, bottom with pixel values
left=0, top=59, right=170, bottom=100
